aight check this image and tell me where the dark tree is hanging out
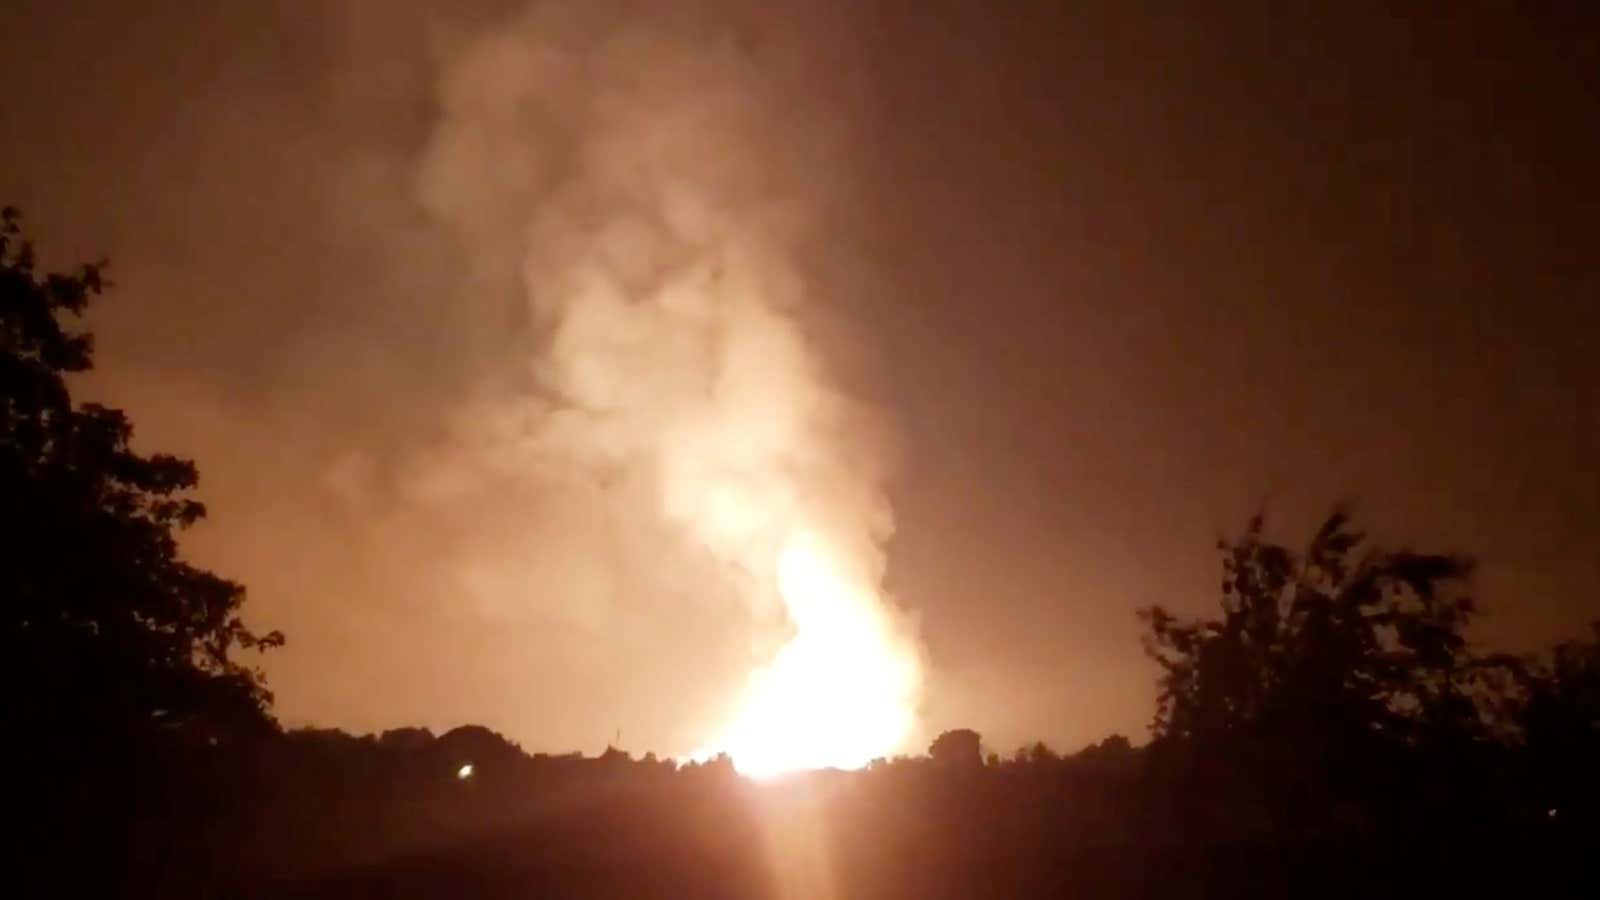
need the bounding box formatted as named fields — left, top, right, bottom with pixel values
left=1012, top=741, right=1058, bottom=765
left=1138, top=510, right=1502, bottom=827
left=929, top=728, right=983, bottom=767
left=2, top=207, right=282, bottom=751
left=1069, top=734, right=1135, bottom=772
left=379, top=726, right=437, bottom=750
left=1141, top=510, right=1485, bottom=744
left=1520, top=623, right=1600, bottom=823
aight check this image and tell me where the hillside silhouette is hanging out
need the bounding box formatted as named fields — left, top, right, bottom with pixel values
left=7, top=211, right=1599, bottom=897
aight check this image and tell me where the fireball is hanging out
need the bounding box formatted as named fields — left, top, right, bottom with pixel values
left=695, top=531, right=921, bottom=778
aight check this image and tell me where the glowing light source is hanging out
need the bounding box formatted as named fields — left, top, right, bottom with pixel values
left=693, top=531, right=920, bottom=778
left=456, top=762, right=474, bottom=780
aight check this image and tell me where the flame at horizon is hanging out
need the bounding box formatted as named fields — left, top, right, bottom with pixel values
left=693, top=531, right=921, bottom=776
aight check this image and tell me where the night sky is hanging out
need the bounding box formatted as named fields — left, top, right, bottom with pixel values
left=2, top=1, right=1595, bottom=757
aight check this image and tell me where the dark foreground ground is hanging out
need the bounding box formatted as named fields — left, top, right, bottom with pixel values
left=281, top=794, right=1590, bottom=900
left=24, top=726, right=1600, bottom=899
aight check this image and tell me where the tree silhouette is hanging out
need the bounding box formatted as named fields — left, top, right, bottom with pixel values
left=1142, top=510, right=1485, bottom=743
left=2, top=207, right=282, bottom=752
left=1138, top=510, right=1502, bottom=827
left=1520, top=623, right=1600, bottom=823
left=929, top=728, right=983, bottom=767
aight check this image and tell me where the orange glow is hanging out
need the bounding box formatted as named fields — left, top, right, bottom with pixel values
left=694, top=531, right=921, bottom=778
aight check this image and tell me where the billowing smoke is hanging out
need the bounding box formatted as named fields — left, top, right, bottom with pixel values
left=409, top=2, right=923, bottom=771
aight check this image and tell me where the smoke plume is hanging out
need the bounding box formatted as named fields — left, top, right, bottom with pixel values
left=410, top=1, right=923, bottom=769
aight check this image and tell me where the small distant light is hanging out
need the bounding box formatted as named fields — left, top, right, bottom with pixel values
left=1548, top=808, right=1558, bottom=818
left=457, top=763, right=474, bottom=780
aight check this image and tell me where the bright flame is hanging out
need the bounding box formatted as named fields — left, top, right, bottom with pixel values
left=696, top=531, right=920, bottom=778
